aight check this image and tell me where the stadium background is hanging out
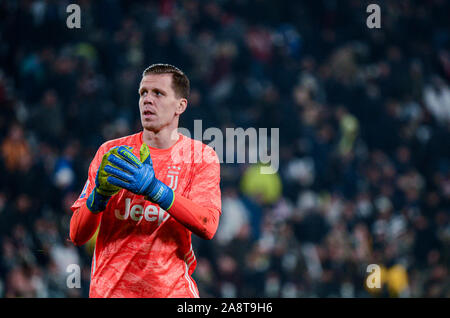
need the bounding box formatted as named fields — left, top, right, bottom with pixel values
left=0, top=0, right=449, bottom=298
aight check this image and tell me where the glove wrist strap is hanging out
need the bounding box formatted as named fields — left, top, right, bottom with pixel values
left=86, top=187, right=111, bottom=213
left=145, top=179, right=174, bottom=211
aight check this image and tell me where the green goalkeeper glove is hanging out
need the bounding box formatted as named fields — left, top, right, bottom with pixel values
left=86, top=146, right=131, bottom=213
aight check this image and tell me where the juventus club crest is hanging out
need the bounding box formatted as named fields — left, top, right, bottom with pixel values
left=167, top=166, right=181, bottom=190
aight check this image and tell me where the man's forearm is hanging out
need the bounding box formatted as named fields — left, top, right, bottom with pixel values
left=70, top=203, right=102, bottom=246
left=166, top=194, right=220, bottom=240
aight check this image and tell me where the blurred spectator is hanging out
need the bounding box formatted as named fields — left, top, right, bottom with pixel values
left=1, top=124, right=30, bottom=172
left=423, top=76, right=450, bottom=125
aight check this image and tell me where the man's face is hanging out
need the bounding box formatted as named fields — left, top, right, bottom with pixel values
left=138, top=73, right=185, bottom=133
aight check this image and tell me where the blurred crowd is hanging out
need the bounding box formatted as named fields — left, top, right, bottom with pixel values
left=0, top=0, right=449, bottom=298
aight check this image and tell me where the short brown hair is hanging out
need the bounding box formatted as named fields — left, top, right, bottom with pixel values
left=142, top=64, right=190, bottom=99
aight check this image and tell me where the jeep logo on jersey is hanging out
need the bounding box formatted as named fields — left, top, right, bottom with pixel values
left=115, top=198, right=169, bottom=225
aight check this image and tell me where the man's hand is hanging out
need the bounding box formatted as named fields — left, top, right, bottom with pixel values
left=86, top=146, right=130, bottom=213
left=104, top=144, right=175, bottom=210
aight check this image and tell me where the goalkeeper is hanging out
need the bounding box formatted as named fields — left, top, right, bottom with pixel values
left=69, top=64, right=221, bottom=298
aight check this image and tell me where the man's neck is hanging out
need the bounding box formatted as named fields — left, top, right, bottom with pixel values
left=142, top=127, right=180, bottom=149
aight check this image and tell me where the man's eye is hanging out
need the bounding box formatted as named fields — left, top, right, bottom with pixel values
left=140, top=91, right=147, bottom=96
left=155, top=91, right=162, bottom=96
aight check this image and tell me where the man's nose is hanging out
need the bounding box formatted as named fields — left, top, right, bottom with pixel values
left=142, top=95, right=154, bottom=105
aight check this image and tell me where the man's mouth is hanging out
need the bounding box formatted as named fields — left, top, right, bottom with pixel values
left=143, top=110, right=156, bottom=118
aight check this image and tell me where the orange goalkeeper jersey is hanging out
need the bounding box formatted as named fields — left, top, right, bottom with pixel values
left=70, top=132, right=221, bottom=298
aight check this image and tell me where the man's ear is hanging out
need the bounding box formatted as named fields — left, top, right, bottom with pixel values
left=175, top=98, right=187, bottom=115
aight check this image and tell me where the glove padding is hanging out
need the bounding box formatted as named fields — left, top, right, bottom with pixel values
left=86, top=146, right=131, bottom=212
left=104, top=144, right=174, bottom=210
left=96, top=146, right=132, bottom=196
